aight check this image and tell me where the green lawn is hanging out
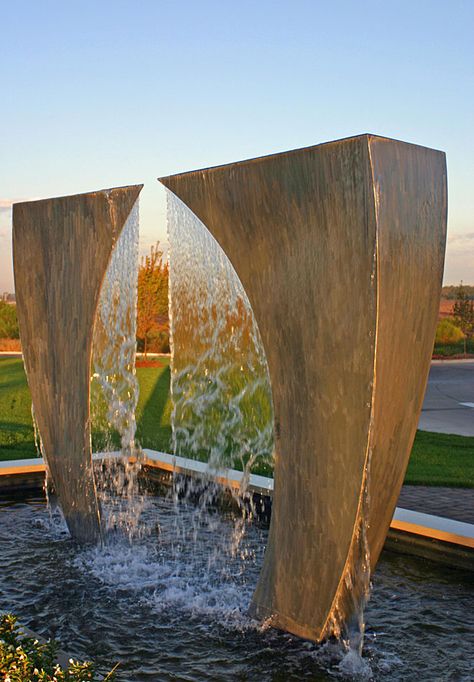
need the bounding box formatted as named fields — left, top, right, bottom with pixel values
left=1, top=357, right=473, bottom=487
left=0, top=357, right=173, bottom=461
left=405, top=430, right=474, bottom=487
left=0, top=358, right=37, bottom=460
left=135, top=363, right=172, bottom=452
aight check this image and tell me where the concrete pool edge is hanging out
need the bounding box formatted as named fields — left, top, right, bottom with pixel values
left=1, top=450, right=473, bottom=570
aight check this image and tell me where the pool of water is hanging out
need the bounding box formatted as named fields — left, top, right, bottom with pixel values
left=0, top=492, right=473, bottom=681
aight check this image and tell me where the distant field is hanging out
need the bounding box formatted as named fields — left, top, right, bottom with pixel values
left=0, top=357, right=473, bottom=487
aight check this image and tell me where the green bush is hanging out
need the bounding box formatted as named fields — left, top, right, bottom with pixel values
left=435, top=318, right=464, bottom=344
left=0, top=614, right=117, bottom=681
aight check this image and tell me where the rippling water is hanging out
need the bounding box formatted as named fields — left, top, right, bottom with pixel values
left=0, top=493, right=473, bottom=681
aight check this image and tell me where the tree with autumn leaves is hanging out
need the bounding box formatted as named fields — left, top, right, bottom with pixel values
left=136, top=242, right=169, bottom=356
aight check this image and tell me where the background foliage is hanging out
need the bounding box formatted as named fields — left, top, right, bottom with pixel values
left=0, top=302, right=19, bottom=339
left=136, top=243, right=169, bottom=355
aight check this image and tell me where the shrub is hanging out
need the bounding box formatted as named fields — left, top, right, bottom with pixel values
left=435, top=318, right=464, bottom=345
left=0, top=303, right=19, bottom=339
left=0, top=614, right=117, bottom=681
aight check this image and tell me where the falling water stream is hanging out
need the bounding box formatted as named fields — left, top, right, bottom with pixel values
left=90, top=199, right=145, bottom=538
left=92, top=200, right=140, bottom=459
left=167, top=192, right=274, bottom=480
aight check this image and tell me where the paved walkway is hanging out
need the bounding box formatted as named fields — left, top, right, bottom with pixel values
left=407, top=361, right=474, bottom=526
left=397, top=485, right=474, bottom=524
left=418, top=360, right=474, bottom=436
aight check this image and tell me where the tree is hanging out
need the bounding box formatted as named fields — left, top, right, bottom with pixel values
left=453, top=282, right=474, bottom=356
left=435, top=318, right=464, bottom=345
left=136, top=242, right=169, bottom=357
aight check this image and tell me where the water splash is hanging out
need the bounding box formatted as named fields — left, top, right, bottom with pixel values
left=73, top=494, right=265, bottom=629
left=69, top=494, right=376, bottom=679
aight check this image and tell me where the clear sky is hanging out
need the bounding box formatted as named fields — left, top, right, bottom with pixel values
left=0, top=0, right=472, bottom=291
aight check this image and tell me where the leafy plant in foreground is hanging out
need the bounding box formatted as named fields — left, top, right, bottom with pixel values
left=0, top=614, right=118, bottom=681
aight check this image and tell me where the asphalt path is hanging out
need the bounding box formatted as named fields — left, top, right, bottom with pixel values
left=418, top=360, right=474, bottom=436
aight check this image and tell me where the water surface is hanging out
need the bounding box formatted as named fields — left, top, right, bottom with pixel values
left=0, top=493, right=472, bottom=681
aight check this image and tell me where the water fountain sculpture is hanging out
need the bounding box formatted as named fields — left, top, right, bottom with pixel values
left=11, top=133, right=447, bottom=645
left=12, top=184, right=143, bottom=543
left=159, top=134, right=447, bottom=641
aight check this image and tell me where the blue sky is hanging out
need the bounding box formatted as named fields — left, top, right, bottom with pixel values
left=1, top=0, right=473, bottom=290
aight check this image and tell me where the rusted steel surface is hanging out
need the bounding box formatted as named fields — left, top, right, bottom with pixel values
left=159, top=134, right=447, bottom=641
left=13, top=185, right=142, bottom=543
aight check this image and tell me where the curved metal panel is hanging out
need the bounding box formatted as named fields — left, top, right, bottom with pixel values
left=159, top=134, right=447, bottom=641
left=12, top=185, right=143, bottom=543
left=160, top=136, right=378, bottom=640
left=366, top=137, right=447, bottom=566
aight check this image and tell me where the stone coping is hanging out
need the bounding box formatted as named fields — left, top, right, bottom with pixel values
left=1, top=450, right=473, bottom=554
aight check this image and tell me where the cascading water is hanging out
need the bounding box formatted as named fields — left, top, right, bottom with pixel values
left=160, top=186, right=273, bottom=628
left=90, top=199, right=145, bottom=538
left=92, top=200, right=140, bottom=456
left=167, top=191, right=274, bottom=481
left=29, top=187, right=374, bottom=665
left=31, top=403, right=56, bottom=519
left=330, top=452, right=373, bottom=677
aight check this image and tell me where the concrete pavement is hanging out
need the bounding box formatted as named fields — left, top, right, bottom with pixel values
left=418, top=360, right=474, bottom=436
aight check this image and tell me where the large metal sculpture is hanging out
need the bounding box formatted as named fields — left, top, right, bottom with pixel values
left=159, top=134, right=447, bottom=641
left=13, top=185, right=143, bottom=543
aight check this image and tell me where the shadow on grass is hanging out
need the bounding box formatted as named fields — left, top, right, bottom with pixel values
left=0, top=420, right=34, bottom=436
left=0, top=359, right=28, bottom=393
left=0, top=419, right=36, bottom=463
left=0, top=441, right=37, bottom=461
left=136, top=365, right=172, bottom=452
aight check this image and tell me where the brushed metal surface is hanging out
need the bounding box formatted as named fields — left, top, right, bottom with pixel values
left=367, top=138, right=447, bottom=566
left=13, top=185, right=143, bottom=543
left=159, top=134, right=447, bottom=641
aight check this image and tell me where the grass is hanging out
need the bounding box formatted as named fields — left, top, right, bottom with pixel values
left=135, top=362, right=172, bottom=452
left=405, top=430, right=474, bottom=487
left=0, top=358, right=37, bottom=460
left=0, top=357, right=173, bottom=461
left=1, top=357, right=473, bottom=488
